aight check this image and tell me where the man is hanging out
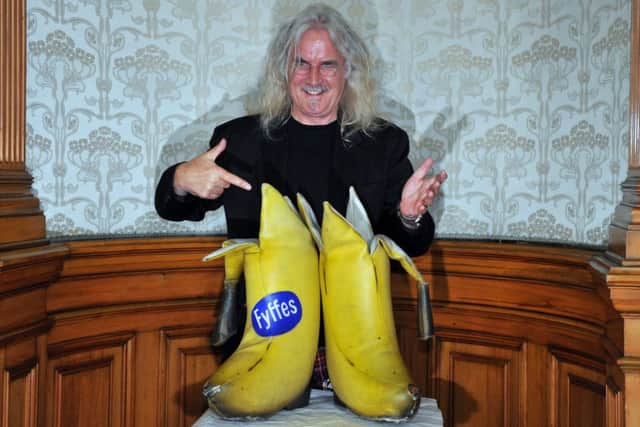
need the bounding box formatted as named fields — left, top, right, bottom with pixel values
left=155, top=2, right=446, bottom=391
left=156, top=3, right=446, bottom=252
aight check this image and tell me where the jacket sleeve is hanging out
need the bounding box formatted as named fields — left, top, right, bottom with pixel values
left=154, top=131, right=224, bottom=222
left=376, top=127, right=435, bottom=257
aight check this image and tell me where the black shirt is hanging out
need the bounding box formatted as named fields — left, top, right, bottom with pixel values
left=284, top=118, right=338, bottom=221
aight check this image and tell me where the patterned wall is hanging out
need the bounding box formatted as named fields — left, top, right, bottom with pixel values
left=25, top=0, right=630, bottom=246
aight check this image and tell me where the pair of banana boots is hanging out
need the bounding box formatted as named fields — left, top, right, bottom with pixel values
left=202, top=183, right=433, bottom=422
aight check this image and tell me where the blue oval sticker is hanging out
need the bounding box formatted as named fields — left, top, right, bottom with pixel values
left=251, top=291, right=302, bottom=337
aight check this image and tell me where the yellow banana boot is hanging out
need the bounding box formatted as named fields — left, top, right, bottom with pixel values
left=201, top=184, right=320, bottom=419
left=298, top=187, right=433, bottom=422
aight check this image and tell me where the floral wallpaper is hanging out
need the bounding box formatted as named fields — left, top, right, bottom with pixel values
left=25, top=0, right=630, bottom=246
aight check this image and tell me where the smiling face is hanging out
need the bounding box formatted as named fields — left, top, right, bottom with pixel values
left=288, top=27, right=347, bottom=125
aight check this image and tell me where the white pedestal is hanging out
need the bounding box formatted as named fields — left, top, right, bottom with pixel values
left=193, top=389, right=443, bottom=426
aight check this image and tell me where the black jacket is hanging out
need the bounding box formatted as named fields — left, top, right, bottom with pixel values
left=155, top=115, right=434, bottom=256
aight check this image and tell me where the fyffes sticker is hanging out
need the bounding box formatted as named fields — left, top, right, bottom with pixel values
left=251, top=291, right=302, bottom=337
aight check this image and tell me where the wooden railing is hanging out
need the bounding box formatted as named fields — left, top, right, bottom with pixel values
left=4, top=236, right=624, bottom=427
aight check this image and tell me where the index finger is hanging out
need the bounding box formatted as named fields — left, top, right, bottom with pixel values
left=219, top=168, right=252, bottom=191
left=413, top=157, right=434, bottom=179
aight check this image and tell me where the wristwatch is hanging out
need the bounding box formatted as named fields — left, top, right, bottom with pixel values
left=397, top=207, right=422, bottom=230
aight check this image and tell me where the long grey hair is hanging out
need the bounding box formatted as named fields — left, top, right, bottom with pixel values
left=252, top=3, right=381, bottom=140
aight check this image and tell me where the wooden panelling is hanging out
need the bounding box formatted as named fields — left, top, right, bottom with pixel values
left=618, top=356, right=640, bottom=427
left=435, top=334, right=523, bottom=427
left=48, top=237, right=223, bottom=314
left=45, top=333, right=134, bottom=427
left=0, top=244, right=67, bottom=345
left=396, top=325, right=432, bottom=396
left=0, top=288, right=46, bottom=336
left=0, top=244, right=62, bottom=426
left=47, top=299, right=216, bottom=427
left=413, top=240, right=596, bottom=288
left=0, top=335, right=42, bottom=427
left=550, top=348, right=606, bottom=427
left=48, top=303, right=216, bottom=346
left=408, top=241, right=605, bottom=325
left=59, top=237, right=224, bottom=277
left=0, top=244, right=67, bottom=296
left=0, top=236, right=632, bottom=426
left=158, top=327, right=219, bottom=427
left=2, top=356, right=38, bottom=427
left=44, top=237, right=221, bottom=426
left=606, top=377, right=624, bottom=427
left=524, top=343, right=550, bottom=427
left=47, top=270, right=222, bottom=314
left=431, top=304, right=605, bottom=361
left=391, top=239, right=610, bottom=427
left=0, top=214, right=45, bottom=249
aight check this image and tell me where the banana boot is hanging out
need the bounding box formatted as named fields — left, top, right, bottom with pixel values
left=201, top=183, right=320, bottom=419
left=210, top=240, right=243, bottom=347
left=297, top=187, right=433, bottom=422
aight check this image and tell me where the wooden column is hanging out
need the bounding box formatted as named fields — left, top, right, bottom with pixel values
left=0, top=0, right=46, bottom=249
left=0, top=1, right=67, bottom=425
left=591, top=0, right=640, bottom=425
